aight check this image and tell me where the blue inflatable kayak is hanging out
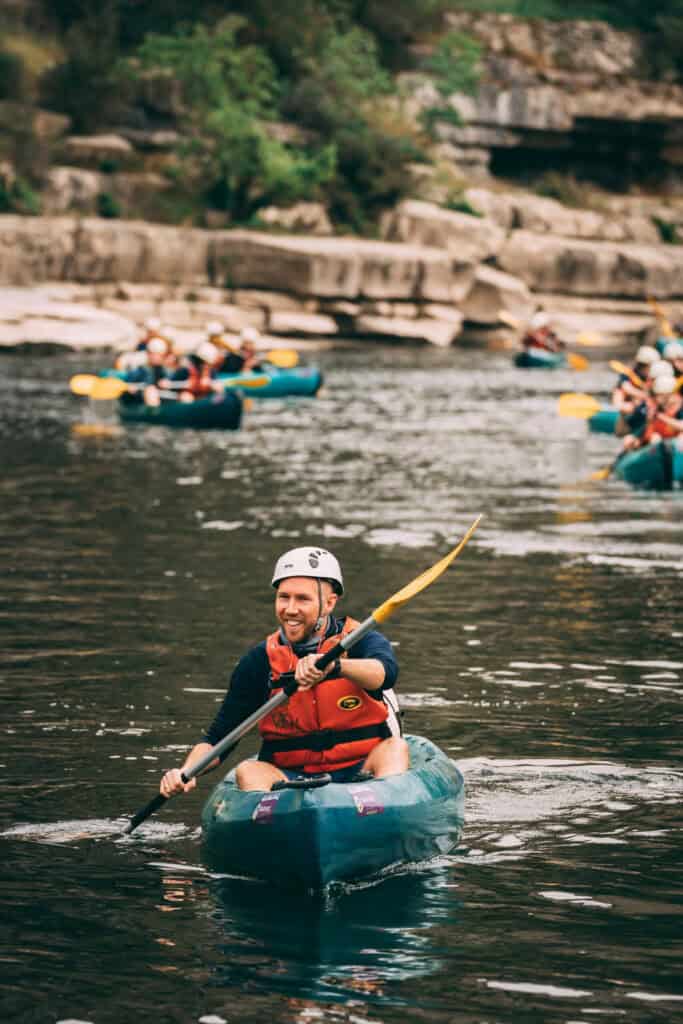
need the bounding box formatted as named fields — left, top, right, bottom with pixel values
left=588, top=407, right=620, bottom=434
left=201, top=734, right=464, bottom=888
left=514, top=347, right=566, bottom=369
left=615, top=440, right=683, bottom=490
left=118, top=391, right=242, bottom=429
left=216, top=364, right=323, bottom=398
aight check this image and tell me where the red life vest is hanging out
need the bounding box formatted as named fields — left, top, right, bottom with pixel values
left=642, top=397, right=683, bottom=442
left=258, top=617, right=390, bottom=772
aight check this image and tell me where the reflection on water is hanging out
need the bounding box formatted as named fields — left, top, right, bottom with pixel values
left=1, top=348, right=683, bottom=1024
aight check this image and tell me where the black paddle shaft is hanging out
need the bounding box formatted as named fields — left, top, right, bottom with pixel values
left=123, top=643, right=349, bottom=836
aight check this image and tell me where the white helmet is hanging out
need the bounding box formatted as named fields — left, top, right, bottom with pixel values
left=196, top=340, right=220, bottom=363
left=530, top=312, right=550, bottom=330
left=147, top=337, right=170, bottom=355
left=271, top=547, right=344, bottom=595
left=650, top=359, right=675, bottom=379
left=240, top=325, right=260, bottom=344
left=206, top=321, right=223, bottom=337
left=652, top=374, right=676, bottom=395
left=664, top=340, right=683, bottom=361
left=144, top=316, right=162, bottom=332
left=636, top=345, right=659, bottom=365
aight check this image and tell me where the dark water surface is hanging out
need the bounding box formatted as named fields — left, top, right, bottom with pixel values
left=1, top=347, right=682, bottom=1024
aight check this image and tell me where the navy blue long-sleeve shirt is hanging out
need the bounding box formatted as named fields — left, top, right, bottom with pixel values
left=201, top=616, right=399, bottom=749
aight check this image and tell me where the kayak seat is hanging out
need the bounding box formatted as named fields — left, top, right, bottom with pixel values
left=271, top=774, right=332, bottom=791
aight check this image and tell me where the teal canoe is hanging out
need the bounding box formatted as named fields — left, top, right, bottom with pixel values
left=201, top=734, right=465, bottom=888
left=514, top=347, right=566, bottom=369
left=216, top=364, right=323, bottom=399
left=615, top=440, right=683, bottom=490
left=588, top=407, right=620, bottom=434
left=118, top=391, right=242, bottom=429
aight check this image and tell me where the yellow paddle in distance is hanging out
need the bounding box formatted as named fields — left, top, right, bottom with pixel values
left=557, top=393, right=604, bottom=419
left=567, top=352, right=589, bottom=371
left=124, top=515, right=482, bottom=835
left=265, top=349, right=299, bottom=368
left=609, top=360, right=646, bottom=389
left=648, top=297, right=676, bottom=339
left=70, top=373, right=271, bottom=400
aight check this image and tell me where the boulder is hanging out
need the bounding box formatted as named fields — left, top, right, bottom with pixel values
left=211, top=231, right=458, bottom=302
left=257, top=202, right=333, bottom=236
left=69, top=219, right=210, bottom=285
left=0, top=286, right=135, bottom=349
left=0, top=216, right=75, bottom=284
left=268, top=311, right=338, bottom=336
left=42, top=167, right=104, bottom=215
left=62, top=134, right=134, bottom=168
left=461, top=265, right=534, bottom=325
left=497, top=230, right=683, bottom=298
left=380, top=199, right=506, bottom=263
left=353, top=314, right=462, bottom=347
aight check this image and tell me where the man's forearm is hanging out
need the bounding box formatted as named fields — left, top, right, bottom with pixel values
left=342, top=657, right=386, bottom=692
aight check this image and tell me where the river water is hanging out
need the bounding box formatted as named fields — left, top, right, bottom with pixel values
left=1, top=346, right=682, bottom=1024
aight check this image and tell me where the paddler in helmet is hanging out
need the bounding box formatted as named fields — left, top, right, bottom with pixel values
left=159, top=547, right=408, bottom=797
left=522, top=310, right=564, bottom=354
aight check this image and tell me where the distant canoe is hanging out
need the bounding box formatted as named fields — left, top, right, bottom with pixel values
left=217, top=364, right=323, bottom=398
left=615, top=440, right=683, bottom=490
left=588, top=407, right=620, bottom=434
left=118, top=391, right=242, bottom=430
left=514, top=347, right=566, bottom=369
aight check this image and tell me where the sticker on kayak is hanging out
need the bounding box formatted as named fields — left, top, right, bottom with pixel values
left=349, top=785, right=384, bottom=816
left=337, top=695, right=361, bottom=711
left=252, top=792, right=282, bottom=823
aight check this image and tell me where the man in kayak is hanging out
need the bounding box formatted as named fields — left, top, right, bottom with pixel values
left=522, top=311, right=564, bottom=354
left=159, top=547, right=408, bottom=796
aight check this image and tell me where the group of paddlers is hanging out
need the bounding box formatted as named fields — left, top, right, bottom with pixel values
left=611, top=337, right=683, bottom=451
left=117, top=319, right=264, bottom=407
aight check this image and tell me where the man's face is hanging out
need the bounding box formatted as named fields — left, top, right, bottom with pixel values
left=275, top=577, right=337, bottom=644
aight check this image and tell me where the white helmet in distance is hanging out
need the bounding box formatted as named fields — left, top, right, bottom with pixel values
left=271, top=547, right=344, bottom=595
left=530, top=312, right=550, bottom=330
left=663, top=340, right=683, bottom=360
left=636, top=345, right=659, bottom=365
left=652, top=374, right=676, bottom=395
left=240, top=325, right=260, bottom=344
left=650, top=359, right=675, bottom=379
left=206, top=321, right=224, bottom=337
left=144, top=316, right=162, bottom=332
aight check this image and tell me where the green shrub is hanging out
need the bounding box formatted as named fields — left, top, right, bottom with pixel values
left=96, top=191, right=120, bottom=218
left=0, top=175, right=41, bottom=214
left=0, top=51, right=24, bottom=100
left=653, top=216, right=681, bottom=244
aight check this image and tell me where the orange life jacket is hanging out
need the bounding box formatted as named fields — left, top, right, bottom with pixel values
left=258, top=617, right=390, bottom=772
left=642, top=397, right=683, bottom=442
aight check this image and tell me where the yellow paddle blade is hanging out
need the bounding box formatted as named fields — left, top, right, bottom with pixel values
left=372, top=515, right=482, bottom=625
left=88, top=377, right=129, bottom=400
left=567, top=352, right=589, bottom=371
left=609, top=360, right=645, bottom=389
left=557, top=393, right=603, bottom=419
left=647, top=296, right=676, bottom=338
left=69, top=373, right=101, bottom=396
left=589, top=465, right=613, bottom=481
left=223, top=374, right=271, bottom=389
left=265, top=349, right=299, bottom=368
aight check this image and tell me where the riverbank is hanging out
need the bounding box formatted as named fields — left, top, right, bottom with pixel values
left=0, top=202, right=680, bottom=353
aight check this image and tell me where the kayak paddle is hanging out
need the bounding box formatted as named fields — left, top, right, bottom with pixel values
left=265, top=349, right=299, bottom=368
left=647, top=297, right=676, bottom=339
left=609, top=360, right=646, bottom=389
left=557, top=393, right=603, bottom=419
left=567, top=352, right=589, bottom=371
left=70, top=373, right=270, bottom=400
left=124, top=514, right=482, bottom=835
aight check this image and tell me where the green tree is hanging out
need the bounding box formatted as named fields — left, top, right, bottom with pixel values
left=130, top=16, right=335, bottom=222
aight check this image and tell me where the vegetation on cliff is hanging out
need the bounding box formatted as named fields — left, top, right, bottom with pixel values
left=0, top=1, right=682, bottom=228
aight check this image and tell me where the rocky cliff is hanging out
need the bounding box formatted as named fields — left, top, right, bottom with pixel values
left=2, top=11, right=683, bottom=351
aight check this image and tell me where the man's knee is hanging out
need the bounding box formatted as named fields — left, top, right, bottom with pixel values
left=235, top=758, right=285, bottom=791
